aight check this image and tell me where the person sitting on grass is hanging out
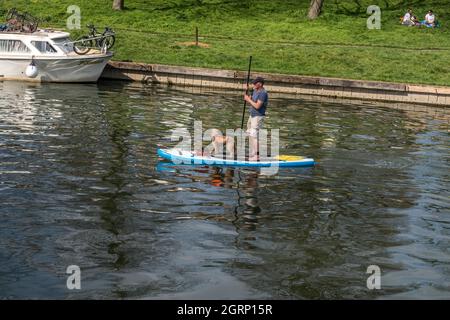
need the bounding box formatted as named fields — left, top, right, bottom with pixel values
left=402, top=9, right=414, bottom=26
left=422, top=10, right=436, bottom=28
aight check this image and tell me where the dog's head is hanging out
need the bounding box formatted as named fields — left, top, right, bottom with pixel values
left=209, top=128, right=222, bottom=140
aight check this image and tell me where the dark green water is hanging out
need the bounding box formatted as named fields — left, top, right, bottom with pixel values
left=0, top=80, right=449, bottom=299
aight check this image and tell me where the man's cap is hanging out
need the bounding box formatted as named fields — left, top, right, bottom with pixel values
left=252, top=77, right=265, bottom=84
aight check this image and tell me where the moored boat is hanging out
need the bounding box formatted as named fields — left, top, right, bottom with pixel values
left=0, top=29, right=113, bottom=82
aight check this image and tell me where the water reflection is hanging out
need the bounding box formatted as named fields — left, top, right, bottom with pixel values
left=0, top=80, right=448, bottom=299
left=156, top=163, right=263, bottom=233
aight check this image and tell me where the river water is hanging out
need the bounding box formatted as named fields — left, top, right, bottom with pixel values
left=0, top=80, right=449, bottom=299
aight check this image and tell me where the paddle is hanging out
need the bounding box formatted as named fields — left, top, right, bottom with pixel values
left=240, top=55, right=253, bottom=129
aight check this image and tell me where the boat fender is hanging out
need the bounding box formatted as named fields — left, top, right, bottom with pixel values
left=26, top=57, right=39, bottom=78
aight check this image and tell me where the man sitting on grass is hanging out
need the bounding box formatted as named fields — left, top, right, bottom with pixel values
left=422, top=10, right=437, bottom=28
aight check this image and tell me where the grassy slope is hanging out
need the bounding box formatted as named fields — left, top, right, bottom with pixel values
left=2, top=0, right=450, bottom=86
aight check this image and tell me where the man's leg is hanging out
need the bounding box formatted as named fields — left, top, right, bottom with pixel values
left=249, top=116, right=264, bottom=161
left=249, top=136, right=258, bottom=159
left=246, top=116, right=252, bottom=136
left=246, top=116, right=256, bottom=159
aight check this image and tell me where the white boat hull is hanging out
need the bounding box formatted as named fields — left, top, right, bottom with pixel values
left=0, top=54, right=113, bottom=83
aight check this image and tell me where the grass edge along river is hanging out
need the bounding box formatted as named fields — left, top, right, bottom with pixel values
left=3, top=0, right=450, bottom=86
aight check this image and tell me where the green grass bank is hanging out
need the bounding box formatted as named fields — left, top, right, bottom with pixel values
left=2, top=0, right=450, bottom=86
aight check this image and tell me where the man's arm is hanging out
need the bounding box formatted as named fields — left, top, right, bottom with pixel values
left=244, top=95, right=264, bottom=109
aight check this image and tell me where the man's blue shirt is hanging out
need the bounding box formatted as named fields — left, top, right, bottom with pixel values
left=250, top=88, right=268, bottom=117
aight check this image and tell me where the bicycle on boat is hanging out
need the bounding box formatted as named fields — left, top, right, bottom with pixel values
left=3, top=8, right=39, bottom=33
left=73, top=24, right=115, bottom=55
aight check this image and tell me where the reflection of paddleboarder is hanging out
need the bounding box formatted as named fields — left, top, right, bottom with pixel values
left=244, top=77, right=269, bottom=161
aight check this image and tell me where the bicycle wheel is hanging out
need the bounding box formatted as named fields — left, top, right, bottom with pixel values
left=73, top=36, right=93, bottom=55
left=6, top=8, right=17, bottom=21
left=22, top=13, right=39, bottom=33
left=9, top=20, right=23, bottom=32
left=100, top=35, right=115, bottom=50
left=22, top=21, right=38, bottom=33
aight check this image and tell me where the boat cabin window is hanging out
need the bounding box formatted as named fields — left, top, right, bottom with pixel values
left=52, top=38, right=74, bottom=53
left=0, top=40, right=31, bottom=53
left=31, top=41, right=57, bottom=54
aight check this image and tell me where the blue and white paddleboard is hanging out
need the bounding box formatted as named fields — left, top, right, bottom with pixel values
left=157, top=148, right=315, bottom=167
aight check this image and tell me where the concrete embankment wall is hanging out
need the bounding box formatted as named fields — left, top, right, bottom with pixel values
left=101, top=61, right=450, bottom=107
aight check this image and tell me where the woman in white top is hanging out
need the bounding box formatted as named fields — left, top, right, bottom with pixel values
left=402, top=9, right=414, bottom=26
left=423, top=10, right=436, bottom=27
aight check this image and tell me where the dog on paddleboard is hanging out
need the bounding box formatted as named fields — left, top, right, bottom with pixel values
left=198, top=128, right=235, bottom=159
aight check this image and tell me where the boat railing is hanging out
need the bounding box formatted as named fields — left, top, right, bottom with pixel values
left=67, top=35, right=110, bottom=45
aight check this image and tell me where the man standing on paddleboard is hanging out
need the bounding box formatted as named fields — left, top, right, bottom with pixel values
left=244, top=76, right=268, bottom=161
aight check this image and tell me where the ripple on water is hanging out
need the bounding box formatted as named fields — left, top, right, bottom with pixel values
left=0, top=81, right=449, bottom=299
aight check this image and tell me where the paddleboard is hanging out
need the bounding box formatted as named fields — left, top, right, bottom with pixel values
left=157, top=148, right=315, bottom=167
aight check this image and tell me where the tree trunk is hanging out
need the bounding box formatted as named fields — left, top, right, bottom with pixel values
left=308, top=0, right=324, bottom=20
left=112, top=0, right=124, bottom=10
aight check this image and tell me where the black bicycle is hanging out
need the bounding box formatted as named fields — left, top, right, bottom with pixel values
left=73, top=24, right=115, bottom=55
left=5, top=8, right=39, bottom=33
